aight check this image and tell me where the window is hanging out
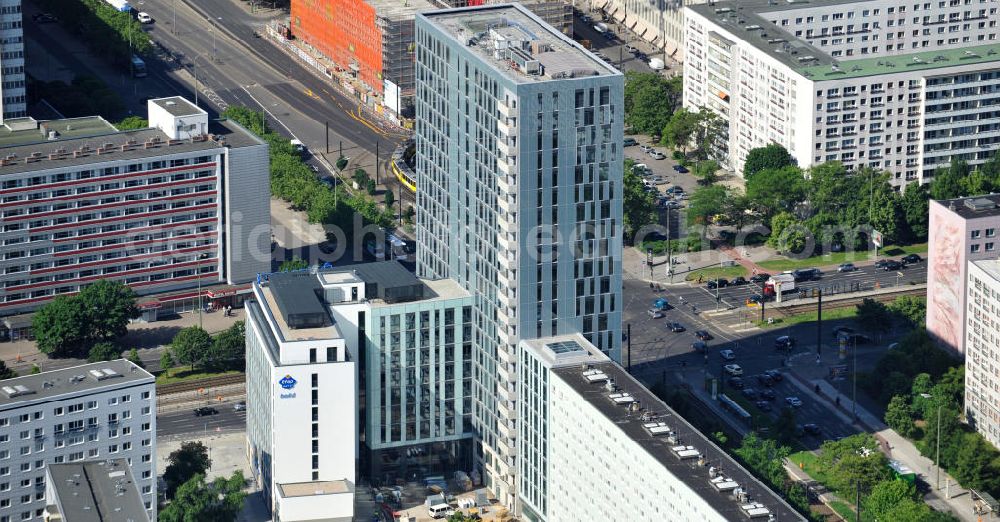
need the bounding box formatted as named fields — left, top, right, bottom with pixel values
left=973, top=230, right=982, bottom=239
left=987, top=228, right=996, bottom=238
left=987, top=243, right=995, bottom=252
left=972, top=244, right=981, bottom=253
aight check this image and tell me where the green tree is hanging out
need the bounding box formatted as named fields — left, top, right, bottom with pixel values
left=159, top=471, right=246, bottom=522
left=863, top=479, right=920, bottom=521
left=77, top=279, right=139, bottom=341
left=207, top=321, right=246, bottom=372
left=687, top=185, right=729, bottom=227
left=734, top=433, right=791, bottom=487
left=953, top=433, right=998, bottom=490
left=32, top=296, right=88, bottom=358
left=772, top=407, right=798, bottom=446
left=885, top=501, right=957, bottom=521
left=885, top=395, right=914, bottom=436
left=160, top=351, right=175, bottom=373
left=887, top=295, right=926, bottom=328
left=745, top=166, right=807, bottom=224
left=115, top=116, right=148, bottom=130
left=279, top=257, right=309, bottom=272
left=911, top=373, right=933, bottom=396
left=623, top=72, right=682, bottom=134
left=693, top=159, right=720, bottom=185
left=855, top=298, right=892, bottom=334
left=961, top=168, right=994, bottom=197
left=691, top=108, right=726, bottom=161
left=722, top=194, right=754, bottom=233
left=767, top=211, right=808, bottom=254
left=87, top=341, right=121, bottom=362
left=930, top=159, right=968, bottom=200
left=661, top=108, right=700, bottom=153
left=30, top=365, right=40, bottom=375
left=127, top=348, right=144, bottom=369
left=384, top=188, right=395, bottom=210
left=900, top=182, right=930, bottom=242
left=818, top=434, right=891, bottom=495
left=0, top=360, right=16, bottom=380
left=743, top=143, right=795, bottom=178
left=163, top=441, right=212, bottom=499
left=623, top=161, right=657, bottom=239
left=171, top=327, right=213, bottom=371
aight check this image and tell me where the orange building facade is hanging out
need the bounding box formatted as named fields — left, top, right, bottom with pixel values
left=291, top=0, right=385, bottom=95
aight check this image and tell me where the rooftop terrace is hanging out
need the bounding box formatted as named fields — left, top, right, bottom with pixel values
left=421, top=4, right=617, bottom=83
left=0, top=360, right=153, bottom=410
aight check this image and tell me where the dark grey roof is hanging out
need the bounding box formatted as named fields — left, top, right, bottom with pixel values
left=935, top=194, right=1000, bottom=220
left=47, top=459, right=149, bottom=522
left=151, top=96, right=203, bottom=117
left=322, top=261, right=424, bottom=302
left=0, top=360, right=153, bottom=410
left=551, top=362, right=805, bottom=521
left=268, top=272, right=329, bottom=329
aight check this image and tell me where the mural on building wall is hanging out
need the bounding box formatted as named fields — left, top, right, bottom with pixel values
left=927, top=203, right=964, bottom=353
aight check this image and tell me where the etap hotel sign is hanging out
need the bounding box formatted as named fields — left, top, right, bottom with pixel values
left=279, top=375, right=297, bottom=399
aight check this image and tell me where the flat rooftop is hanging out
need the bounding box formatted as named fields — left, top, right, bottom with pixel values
left=934, top=194, right=1000, bottom=220
left=258, top=280, right=342, bottom=343
left=972, top=259, right=1000, bottom=285
left=151, top=96, right=204, bottom=117
left=551, top=361, right=804, bottom=521
left=421, top=4, right=617, bottom=83
left=687, top=0, right=1000, bottom=80
left=0, top=117, right=263, bottom=177
left=47, top=459, right=148, bottom=522
left=521, top=333, right=608, bottom=367
left=278, top=479, right=353, bottom=498
left=368, top=0, right=439, bottom=20
left=0, top=360, right=153, bottom=410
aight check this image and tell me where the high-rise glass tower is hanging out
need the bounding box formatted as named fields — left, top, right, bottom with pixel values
left=0, top=0, right=25, bottom=121
left=414, top=4, right=623, bottom=507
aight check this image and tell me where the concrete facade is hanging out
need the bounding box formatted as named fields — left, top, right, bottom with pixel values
left=415, top=4, right=624, bottom=507
left=0, top=360, right=156, bottom=522
left=927, top=195, right=1000, bottom=354
left=684, top=0, right=1000, bottom=186
left=965, top=259, right=1000, bottom=449
left=0, top=97, right=270, bottom=317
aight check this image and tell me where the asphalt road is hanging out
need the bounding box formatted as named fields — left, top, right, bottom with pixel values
left=157, top=403, right=246, bottom=437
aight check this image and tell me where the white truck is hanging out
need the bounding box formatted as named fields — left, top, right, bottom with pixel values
left=764, top=273, right=795, bottom=296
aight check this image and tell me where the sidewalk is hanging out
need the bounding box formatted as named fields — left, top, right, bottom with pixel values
left=785, top=362, right=978, bottom=521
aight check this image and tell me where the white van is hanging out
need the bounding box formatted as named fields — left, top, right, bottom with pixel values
left=428, top=504, right=451, bottom=519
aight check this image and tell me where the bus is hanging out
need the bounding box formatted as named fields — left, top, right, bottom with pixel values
left=131, top=55, right=147, bottom=78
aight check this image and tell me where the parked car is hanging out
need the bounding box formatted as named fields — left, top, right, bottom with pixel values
left=760, top=389, right=776, bottom=400
left=774, top=335, right=796, bottom=350
left=647, top=309, right=665, bottom=319
left=667, top=322, right=686, bottom=332
left=623, top=137, right=638, bottom=147
left=649, top=151, right=667, bottom=160
left=675, top=165, right=689, bottom=173
left=727, top=377, right=745, bottom=389
left=839, top=333, right=872, bottom=345
left=741, top=388, right=758, bottom=400
left=874, top=259, right=890, bottom=269
left=902, top=253, right=922, bottom=265
left=649, top=176, right=668, bottom=185
left=692, top=341, right=708, bottom=352
left=731, top=277, right=748, bottom=286
left=724, top=363, right=742, bottom=375
left=720, top=350, right=737, bottom=362
left=639, top=144, right=654, bottom=153
left=785, top=396, right=803, bottom=407
left=756, top=374, right=774, bottom=387
left=32, top=13, right=58, bottom=23
left=831, top=326, right=855, bottom=338
left=882, top=260, right=904, bottom=271
left=706, top=279, right=729, bottom=289
left=756, top=400, right=773, bottom=411
left=837, top=262, right=858, bottom=273
left=695, top=330, right=713, bottom=341
left=803, top=423, right=821, bottom=435
left=194, top=407, right=218, bottom=417
left=234, top=401, right=246, bottom=412
left=764, top=369, right=784, bottom=382
left=137, top=12, right=154, bottom=24
left=625, top=44, right=638, bottom=53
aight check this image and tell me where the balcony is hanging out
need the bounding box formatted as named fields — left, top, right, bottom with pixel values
left=498, top=156, right=515, bottom=175
left=497, top=232, right=515, bottom=252
left=498, top=399, right=517, bottom=420
left=497, top=194, right=514, bottom=214
left=497, top=174, right=516, bottom=194
left=498, top=418, right=516, bottom=440
left=497, top=138, right=517, bottom=157
left=498, top=288, right=517, bottom=310
left=498, top=100, right=517, bottom=119
left=498, top=362, right=516, bottom=385
left=497, top=118, right=517, bottom=136
left=499, top=385, right=517, bottom=403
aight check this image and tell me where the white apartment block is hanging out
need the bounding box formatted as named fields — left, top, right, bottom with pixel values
left=0, top=97, right=270, bottom=319
left=592, top=0, right=706, bottom=61
left=516, top=334, right=804, bottom=522
left=0, top=0, right=25, bottom=122
left=684, top=0, right=1000, bottom=186
left=0, top=360, right=156, bottom=522
left=965, top=259, right=1000, bottom=449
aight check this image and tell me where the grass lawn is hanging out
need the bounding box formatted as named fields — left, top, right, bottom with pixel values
left=757, top=306, right=858, bottom=329
left=829, top=500, right=856, bottom=521
left=685, top=265, right=748, bottom=282
left=155, top=368, right=242, bottom=385
left=758, top=243, right=928, bottom=272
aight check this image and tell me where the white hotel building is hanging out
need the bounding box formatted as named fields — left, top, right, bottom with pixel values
left=0, top=360, right=156, bottom=522
left=683, top=0, right=1000, bottom=186
left=516, top=334, right=804, bottom=522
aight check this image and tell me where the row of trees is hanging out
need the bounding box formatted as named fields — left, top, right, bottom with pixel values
left=859, top=328, right=957, bottom=406
left=161, top=322, right=246, bottom=374
left=161, top=441, right=245, bottom=521
left=623, top=72, right=683, bottom=135
left=32, top=280, right=140, bottom=358
left=223, top=106, right=395, bottom=233
left=34, top=0, right=151, bottom=68
left=30, top=75, right=125, bottom=120
left=854, top=295, right=927, bottom=334
left=926, top=157, right=1000, bottom=201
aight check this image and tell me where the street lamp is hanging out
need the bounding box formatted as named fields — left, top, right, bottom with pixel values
left=190, top=52, right=209, bottom=108
left=196, top=252, right=211, bottom=329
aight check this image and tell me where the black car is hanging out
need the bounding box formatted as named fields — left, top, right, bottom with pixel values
left=831, top=326, right=855, bottom=339
left=803, top=423, right=822, bottom=436
left=667, top=322, right=686, bottom=333
left=756, top=400, right=773, bottom=412
left=727, top=377, right=745, bottom=389
left=692, top=341, right=708, bottom=352
left=747, top=294, right=765, bottom=305
left=675, top=165, right=689, bottom=173
left=756, top=374, right=774, bottom=387
left=33, top=13, right=58, bottom=23
left=749, top=273, right=770, bottom=284
left=881, top=260, right=904, bottom=271
left=194, top=407, right=218, bottom=417
left=774, top=336, right=796, bottom=350
left=695, top=330, right=713, bottom=341
left=760, top=388, right=777, bottom=400
left=839, top=333, right=872, bottom=345
left=706, top=279, right=729, bottom=289
left=902, top=253, right=922, bottom=265
left=623, top=137, right=638, bottom=147
left=741, top=388, right=758, bottom=400
left=731, top=277, right=748, bottom=286
left=874, top=259, right=890, bottom=269
left=792, top=268, right=822, bottom=282
left=764, top=369, right=783, bottom=382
